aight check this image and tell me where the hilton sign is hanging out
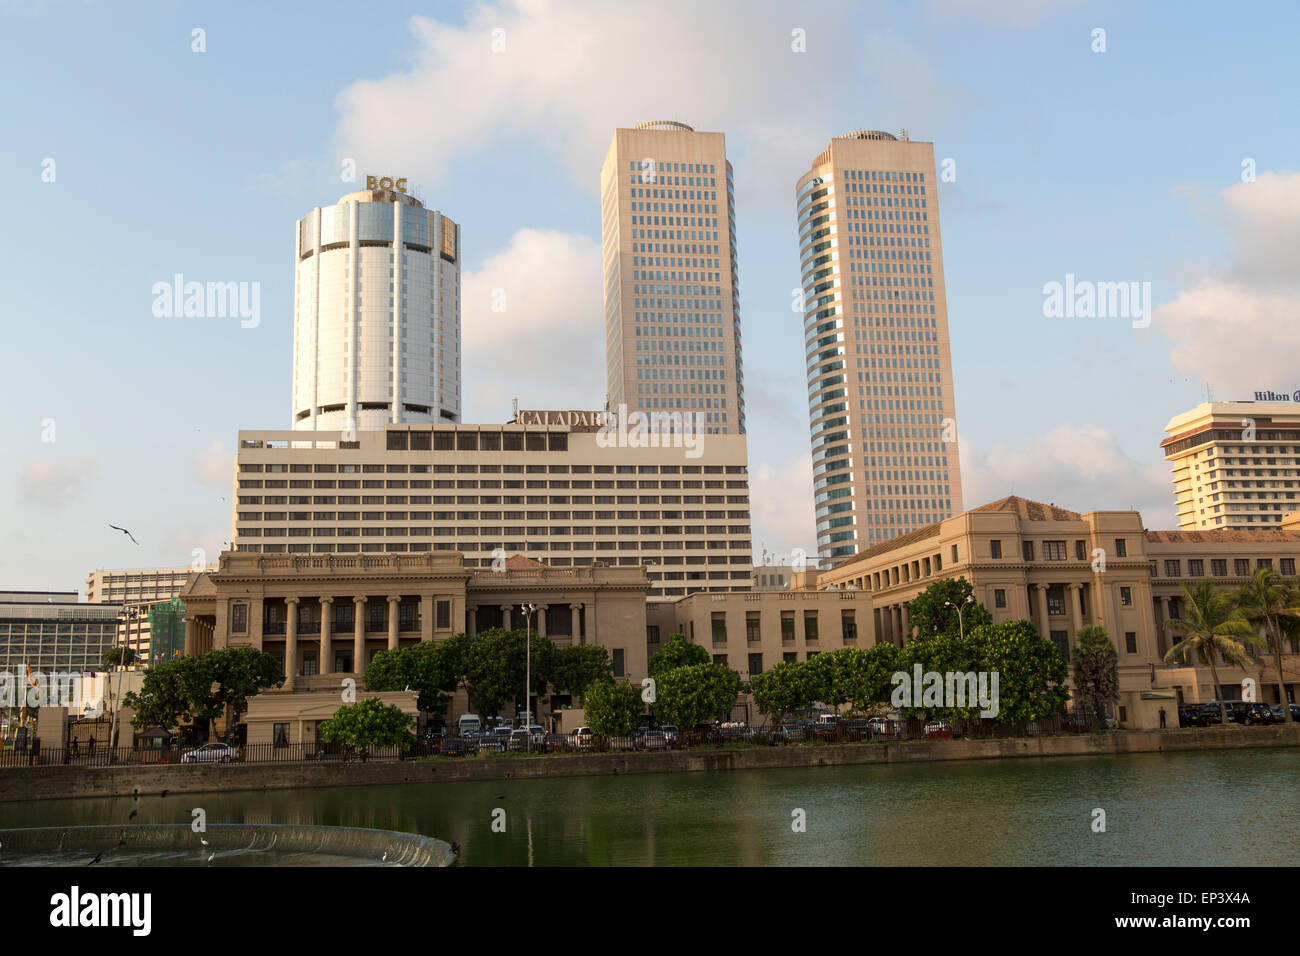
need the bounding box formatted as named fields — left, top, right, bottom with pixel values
left=515, top=410, right=608, bottom=431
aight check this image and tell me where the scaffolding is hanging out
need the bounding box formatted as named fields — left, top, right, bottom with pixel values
left=147, top=597, right=186, bottom=663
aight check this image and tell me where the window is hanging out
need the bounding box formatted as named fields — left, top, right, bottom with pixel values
left=1234, top=558, right=1250, bottom=577
left=1049, top=630, right=1070, bottom=663
left=612, top=648, right=625, bottom=678
left=436, top=600, right=451, bottom=629
left=1047, top=586, right=1066, bottom=616
left=994, top=588, right=1007, bottom=609
left=804, top=612, right=819, bottom=642
left=1258, top=558, right=1273, bottom=570
left=841, top=611, right=857, bottom=640
left=748, top=652, right=763, bottom=676
left=746, top=613, right=761, bottom=642
left=273, top=723, right=289, bottom=748
left=1119, top=586, right=1132, bottom=606
left=1188, top=559, right=1204, bottom=577
left=990, top=539, right=1002, bottom=559
left=1211, top=559, right=1228, bottom=577
left=711, top=613, right=727, bottom=643
left=1283, top=558, right=1296, bottom=576
left=780, top=613, right=795, bottom=641
left=1114, top=538, right=1127, bottom=558
left=230, top=603, right=247, bottom=634
left=1022, top=541, right=1035, bottom=561
left=782, top=652, right=797, bottom=663
left=712, top=654, right=728, bottom=666
left=1164, top=560, right=1181, bottom=577
left=1124, top=632, right=1138, bottom=654
left=1075, top=540, right=1087, bottom=561
left=647, top=625, right=660, bottom=644
left=951, top=544, right=958, bottom=562
left=1044, top=541, right=1067, bottom=561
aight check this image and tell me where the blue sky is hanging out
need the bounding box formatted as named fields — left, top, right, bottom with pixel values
left=4, top=0, right=1298, bottom=590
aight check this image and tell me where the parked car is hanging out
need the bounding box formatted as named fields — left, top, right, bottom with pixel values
left=924, top=722, right=954, bottom=740
left=570, top=726, right=594, bottom=751
left=458, top=714, right=482, bottom=737
left=660, top=724, right=679, bottom=744
left=1245, top=703, right=1276, bottom=725
left=642, top=730, right=668, bottom=750
left=181, top=742, right=240, bottom=764
left=1290, top=703, right=1300, bottom=721
left=866, top=717, right=895, bottom=736
left=527, top=725, right=546, bottom=745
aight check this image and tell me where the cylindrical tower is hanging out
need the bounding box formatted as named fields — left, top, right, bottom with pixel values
left=291, top=184, right=461, bottom=432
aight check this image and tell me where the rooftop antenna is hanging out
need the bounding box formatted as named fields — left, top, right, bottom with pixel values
left=511, top=397, right=518, bottom=424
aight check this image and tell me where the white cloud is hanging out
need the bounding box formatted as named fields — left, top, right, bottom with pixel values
left=1155, top=171, right=1300, bottom=397
left=461, top=228, right=605, bottom=417
left=749, top=453, right=817, bottom=560
left=193, top=439, right=233, bottom=487
left=958, top=424, right=1173, bottom=524
left=329, top=0, right=968, bottom=204
left=20, top=456, right=97, bottom=509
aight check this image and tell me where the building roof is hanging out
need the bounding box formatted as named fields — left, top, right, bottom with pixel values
left=503, top=554, right=549, bottom=570
left=825, top=496, right=1081, bottom=574
left=1144, top=529, right=1300, bottom=545
left=971, top=496, right=1081, bottom=522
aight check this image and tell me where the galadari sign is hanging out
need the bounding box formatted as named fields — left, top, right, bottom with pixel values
left=515, top=409, right=608, bottom=431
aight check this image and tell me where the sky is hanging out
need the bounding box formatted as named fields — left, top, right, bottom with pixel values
left=3, top=0, right=1298, bottom=592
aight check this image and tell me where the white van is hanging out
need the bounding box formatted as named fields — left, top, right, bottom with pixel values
left=457, top=713, right=481, bottom=737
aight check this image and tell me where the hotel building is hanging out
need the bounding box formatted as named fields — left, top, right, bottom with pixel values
left=600, top=122, right=745, bottom=435
left=1162, top=400, right=1300, bottom=530
left=795, top=131, right=962, bottom=562
left=291, top=182, right=461, bottom=433
left=0, top=591, right=122, bottom=674
left=802, top=496, right=1300, bottom=727
left=231, top=417, right=752, bottom=599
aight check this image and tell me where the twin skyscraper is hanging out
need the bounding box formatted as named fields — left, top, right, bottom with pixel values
left=289, top=125, right=962, bottom=564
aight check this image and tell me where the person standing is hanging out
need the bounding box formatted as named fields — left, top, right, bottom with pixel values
left=1159, top=707, right=1167, bottom=729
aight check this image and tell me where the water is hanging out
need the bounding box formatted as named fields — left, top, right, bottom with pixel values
left=3, top=749, right=1297, bottom=865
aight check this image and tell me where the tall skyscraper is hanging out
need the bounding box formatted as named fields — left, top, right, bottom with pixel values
left=796, top=131, right=962, bottom=561
left=600, top=121, right=745, bottom=435
left=292, top=181, right=461, bottom=433
left=1163, top=400, right=1300, bottom=530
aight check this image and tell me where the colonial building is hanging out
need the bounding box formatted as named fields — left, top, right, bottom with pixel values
left=800, top=496, right=1300, bottom=728
left=178, top=550, right=650, bottom=741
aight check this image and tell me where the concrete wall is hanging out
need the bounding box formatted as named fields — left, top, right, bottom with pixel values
left=2, top=724, right=1296, bottom=803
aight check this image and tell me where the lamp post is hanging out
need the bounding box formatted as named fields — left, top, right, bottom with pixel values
left=944, top=595, right=975, bottom=641
left=522, top=603, right=536, bottom=752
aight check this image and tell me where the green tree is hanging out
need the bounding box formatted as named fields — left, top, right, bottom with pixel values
left=907, top=578, right=993, bottom=642
left=1072, top=625, right=1119, bottom=730
left=317, top=697, right=414, bottom=750
left=205, top=647, right=285, bottom=734
left=1164, top=581, right=1263, bottom=724
left=750, top=660, right=814, bottom=731
left=364, top=641, right=460, bottom=722
left=101, top=647, right=138, bottom=669
left=974, top=619, right=1070, bottom=725
left=123, top=656, right=215, bottom=733
left=894, top=628, right=983, bottom=725
left=655, top=663, right=742, bottom=730
left=647, top=633, right=709, bottom=678
left=581, top=680, right=643, bottom=737
left=451, top=628, right=555, bottom=718
left=1238, top=567, right=1297, bottom=719
left=549, top=644, right=613, bottom=702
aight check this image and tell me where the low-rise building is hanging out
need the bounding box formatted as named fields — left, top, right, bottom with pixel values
left=801, top=496, right=1300, bottom=728
left=178, top=550, right=650, bottom=741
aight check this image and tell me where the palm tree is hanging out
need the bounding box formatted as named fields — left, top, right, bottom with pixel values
left=1238, top=567, right=1298, bottom=719
left=1163, top=581, right=1262, bottom=724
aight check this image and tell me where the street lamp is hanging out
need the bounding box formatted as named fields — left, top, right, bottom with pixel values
left=944, top=595, right=975, bottom=641
left=521, top=603, right=536, bottom=752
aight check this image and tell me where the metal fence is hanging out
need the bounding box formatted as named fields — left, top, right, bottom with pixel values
left=0, top=712, right=1186, bottom=769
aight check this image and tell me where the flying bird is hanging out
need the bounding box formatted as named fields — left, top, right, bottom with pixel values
left=200, top=838, right=209, bottom=847
left=109, top=524, right=138, bottom=545
left=128, top=809, right=137, bottom=820
left=206, top=852, right=215, bottom=863
left=87, top=853, right=102, bottom=865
